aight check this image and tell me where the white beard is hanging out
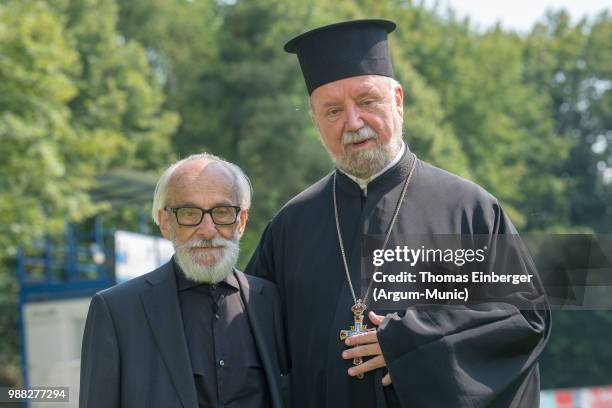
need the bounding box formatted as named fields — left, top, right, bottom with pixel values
left=171, top=230, right=240, bottom=284
left=332, top=125, right=402, bottom=179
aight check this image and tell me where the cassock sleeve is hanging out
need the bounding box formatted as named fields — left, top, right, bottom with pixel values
left=378, top=304, right=548, bottom=407
left=377, top=202, right=550, bottom=407
left=247, top=223, right=279, bottom=283
left=79, top=293, right=120, bottom=408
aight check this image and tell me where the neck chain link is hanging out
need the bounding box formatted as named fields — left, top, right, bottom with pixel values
left=332, top=153, right=417, bottom=307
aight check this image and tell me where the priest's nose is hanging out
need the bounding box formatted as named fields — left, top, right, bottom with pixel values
left=344, top=104, right=365, bottom=132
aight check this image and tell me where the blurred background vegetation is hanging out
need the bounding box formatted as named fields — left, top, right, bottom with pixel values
left=0, top=0, right=610, bottom=390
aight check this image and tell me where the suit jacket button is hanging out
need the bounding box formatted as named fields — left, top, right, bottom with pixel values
left=219, top=359, right=225, bottom=367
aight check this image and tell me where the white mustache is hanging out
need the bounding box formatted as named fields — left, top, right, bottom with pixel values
left=176, top=238, right=227, bottom=251
left=342, top=126, right=379, bottom=146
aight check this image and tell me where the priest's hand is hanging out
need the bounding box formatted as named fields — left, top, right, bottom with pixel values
left=342, top=311, right=393, bottom=386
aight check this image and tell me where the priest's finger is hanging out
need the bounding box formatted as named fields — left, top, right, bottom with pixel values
left=382, top=373, right=393, bottom=386
left=342, top=343, right=381, bottom=359
left=348, top=355, right=386, bottom=377
left=368, top=311, right=385, bottom=326
left=345, top=330, right=377, bottom=346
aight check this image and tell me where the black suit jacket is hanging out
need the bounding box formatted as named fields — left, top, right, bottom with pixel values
left=79, top=261, right=290, bottom=408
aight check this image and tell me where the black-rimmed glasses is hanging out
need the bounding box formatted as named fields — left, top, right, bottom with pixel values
left=165, top=206, right=241, bottom=226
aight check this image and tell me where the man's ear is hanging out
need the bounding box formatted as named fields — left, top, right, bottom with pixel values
left=158, top=208, right=172, bottom=240
left=236, top=208, right=248, bottom=239
left=394, top=83, right=404, bottom=118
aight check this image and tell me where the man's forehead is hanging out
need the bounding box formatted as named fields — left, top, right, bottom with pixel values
left=311, top=75, right=389, bottom=102
left=170, top=160, right=235, bottom=193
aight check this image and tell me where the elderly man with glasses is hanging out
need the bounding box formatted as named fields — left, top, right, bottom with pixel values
left=80, top=153, right=290, bottom=408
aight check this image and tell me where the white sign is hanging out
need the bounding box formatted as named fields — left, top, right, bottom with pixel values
left=23, top=297, right=91, bottom=408
left=114, top=230, right=174, bottom=282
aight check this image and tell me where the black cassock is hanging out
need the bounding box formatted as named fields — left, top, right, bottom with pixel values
left=246, top=147, right=550, bottom=408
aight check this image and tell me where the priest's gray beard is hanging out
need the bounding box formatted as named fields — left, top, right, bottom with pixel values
left=333, top=125, right=403, bottom=179
left=171, top=230, right=240, bottom=284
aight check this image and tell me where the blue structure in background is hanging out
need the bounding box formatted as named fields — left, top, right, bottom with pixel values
left=17, top=218, right=114, bottom=302
left=16, top=217, right=116, bottom=389
left=15, top=168, right=160, bottom=397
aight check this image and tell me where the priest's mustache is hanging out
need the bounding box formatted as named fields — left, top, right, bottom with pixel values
left=342, top=126, right=378, bottom=146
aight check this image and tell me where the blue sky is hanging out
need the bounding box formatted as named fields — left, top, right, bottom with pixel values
left=426, top=0, right=610, bottom=32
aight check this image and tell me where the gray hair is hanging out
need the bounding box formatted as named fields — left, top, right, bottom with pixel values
left=151, top=153, right=252, bottom=226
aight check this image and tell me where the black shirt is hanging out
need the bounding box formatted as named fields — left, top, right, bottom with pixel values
left=175, top=262, right=270, bottom=408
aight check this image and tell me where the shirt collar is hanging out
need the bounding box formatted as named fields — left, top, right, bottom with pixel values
left=173, top=258, right=239, bottom=291
left=338, top=141, right=406, bottom=192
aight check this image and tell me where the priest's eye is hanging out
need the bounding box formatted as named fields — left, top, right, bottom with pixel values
left=359, top=99, right=376, bottom=107
left=326, top=107, right=342, bottom=118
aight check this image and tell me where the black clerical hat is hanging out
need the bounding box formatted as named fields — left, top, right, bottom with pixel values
left=284, top=19, right=396, bottom=94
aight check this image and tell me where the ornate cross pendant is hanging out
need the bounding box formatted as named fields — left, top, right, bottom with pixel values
left=339, top=300, right=374, bottom=379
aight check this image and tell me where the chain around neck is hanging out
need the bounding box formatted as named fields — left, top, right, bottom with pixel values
left=332, top=153, right=418, bottom=307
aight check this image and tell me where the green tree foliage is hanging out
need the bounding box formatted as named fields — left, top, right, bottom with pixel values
left=53, top=0, right=179, bottom=170
left=524, top=10, right=612, bottom=232
left=0, top=0, right=177, bottom=382
left=0, top=1, right=82, bottom=255
left=0, top=0, right=177, bottom=252
left=541, top=310, right=612, bottom=388
left=115, top=0, right=220, bottom=152
left=522, top=10, right=612, bottom=389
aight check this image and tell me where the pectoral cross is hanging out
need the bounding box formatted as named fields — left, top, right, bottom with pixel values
left=339, top=300, right=374, bottom=379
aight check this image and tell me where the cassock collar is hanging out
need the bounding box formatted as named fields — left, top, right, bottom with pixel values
left=173, top=257, right=239, bottom=292
left=338, top=142, right=406, bottom=193
left=335, top=143, right=414, bottom=197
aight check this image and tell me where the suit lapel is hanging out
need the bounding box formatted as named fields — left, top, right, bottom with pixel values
left=140, top=263, right=197, bottom=408
left=235, top=270, right=283, bottom=408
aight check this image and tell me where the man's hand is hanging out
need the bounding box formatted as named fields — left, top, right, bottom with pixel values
left=342, top=311, right=393, bottom=386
